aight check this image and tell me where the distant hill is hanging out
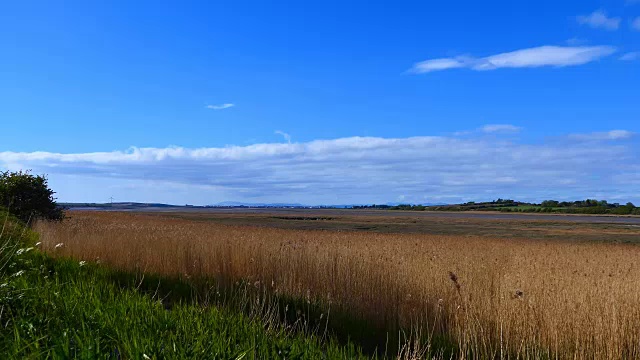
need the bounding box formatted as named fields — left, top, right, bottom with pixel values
left=61, top=201, right=449, bottom=210
left=212, top=201, right=306, bottom=207
left=61, top=202, right=181, bottom=209
left=383, top=202, right=448, bottom=207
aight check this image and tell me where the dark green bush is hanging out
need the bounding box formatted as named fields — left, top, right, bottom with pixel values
left=0, top=170, right=65, bottom=224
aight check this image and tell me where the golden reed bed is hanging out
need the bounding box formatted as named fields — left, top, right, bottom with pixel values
left=36, top=212, right=640, bottom=359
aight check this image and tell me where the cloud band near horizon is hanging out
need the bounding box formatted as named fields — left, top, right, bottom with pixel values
left=1, top=130, right=638, bottom=205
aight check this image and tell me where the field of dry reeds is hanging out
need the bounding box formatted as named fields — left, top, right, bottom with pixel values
left=36, top=211, right=640, bottom=359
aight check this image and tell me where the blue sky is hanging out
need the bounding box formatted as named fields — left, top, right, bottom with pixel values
left=1, top=1, right=639, bottom=205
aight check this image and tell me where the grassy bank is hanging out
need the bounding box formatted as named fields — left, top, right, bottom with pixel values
left=0, top=214, right=380, bottom=359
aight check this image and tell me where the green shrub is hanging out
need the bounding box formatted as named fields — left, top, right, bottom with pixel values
left=0, top=170, right=65, bottom=224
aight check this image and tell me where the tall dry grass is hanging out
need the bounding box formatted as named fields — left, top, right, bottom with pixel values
left=36, top=212, right=640, bottom=359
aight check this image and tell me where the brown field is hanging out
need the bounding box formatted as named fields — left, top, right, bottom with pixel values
left=147, top=209, right=640, bottom=243
left=37, top=211, right=640, bottom=359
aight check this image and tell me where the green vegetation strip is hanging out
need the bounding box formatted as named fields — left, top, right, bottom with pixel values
left=357, top=198, right=640, bottom=215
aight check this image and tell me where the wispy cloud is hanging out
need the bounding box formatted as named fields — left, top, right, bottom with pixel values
left=568, top=130, right=635, bottom=141
left=620, top=52, right=640, bottom=61
left=481, top=124, right=522, bottom=133
left=577, top=10, right=621, bottom=30
left=410, top=46, right=616, bottom=73
left=632, top=17, right=640, bottom=31
left=274, top=130, right=292, bottom=144
left=1, top=130, right=638, bottom=205
left=206, top=103, right=235, bottom=110
left=566, top=38, right=588, bottom=46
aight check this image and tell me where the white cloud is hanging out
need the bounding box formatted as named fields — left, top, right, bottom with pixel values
left=632, top=17, right=640, bottom=31
left=568, top=130, right=635, bottom=141
left=620, top=52, right=640, bottom=61
left=481, top=124, right=522, bottom=133
left=577, top=10, right=621, bottom=30
left=410, top=46, right=616, bottom=73
left=274, top=130, right=292, bottom=144
left=206, top=103, right=235, bottom=110
left=411, top=58, right=467, bottom=72
left=1, top=130, right=638, bottom=205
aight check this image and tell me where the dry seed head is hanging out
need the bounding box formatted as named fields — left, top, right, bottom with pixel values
left=514, top=289, right=524, bottom=299
left=448, top=271, right=461, bottom=290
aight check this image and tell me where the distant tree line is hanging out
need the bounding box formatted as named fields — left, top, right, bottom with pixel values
left=354, top=198, right=640, bottom=215
left=533, top=199, right=639, bottom=215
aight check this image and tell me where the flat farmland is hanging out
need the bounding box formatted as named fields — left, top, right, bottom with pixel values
left=140, top=208, right=640, bottom=243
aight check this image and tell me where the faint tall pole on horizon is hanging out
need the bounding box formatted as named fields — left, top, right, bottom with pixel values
left=109, top=196, right=114, bottom=207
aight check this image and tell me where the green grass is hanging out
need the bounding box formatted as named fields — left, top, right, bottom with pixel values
left=0, top=219, right=371, bottom=359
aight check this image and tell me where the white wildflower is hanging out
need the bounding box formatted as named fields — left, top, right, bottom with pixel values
left=35, top=242, right=42, bottom=247
left=54, top=243, right=64, bottom=249
left=143, top=354, right=151, bottom=359
left=16, top=247, right=34, bottom=255
left=12, top=270, right=25, bottom=277
left=79, top=261, right=86, bottom=267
